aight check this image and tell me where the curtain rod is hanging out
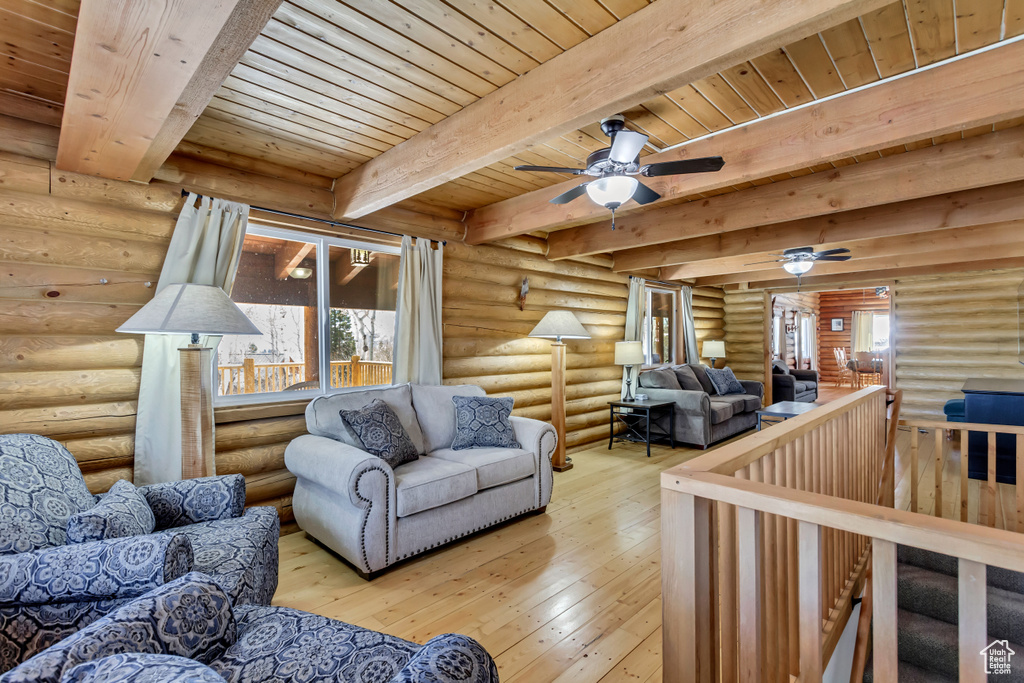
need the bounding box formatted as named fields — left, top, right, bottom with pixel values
left=630, top=274, right=682, bottom=288
left=180, top=189, right=446, bottom=245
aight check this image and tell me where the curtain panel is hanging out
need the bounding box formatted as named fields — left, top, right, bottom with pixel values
left=622, top=277, right=646, bottom=399
left=393, top=236, right=443, bottom=385
left=680, top=286, right=699, bottom=365
left=134, top=194, right=249, bottom=485
left=851, top=310, right=875, bottom=353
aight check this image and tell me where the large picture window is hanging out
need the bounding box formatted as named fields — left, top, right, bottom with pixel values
left=216, top=225, right=400, bottom=404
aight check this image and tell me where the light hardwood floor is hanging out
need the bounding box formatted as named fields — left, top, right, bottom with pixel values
left=275, top=438, right=707, bottom=683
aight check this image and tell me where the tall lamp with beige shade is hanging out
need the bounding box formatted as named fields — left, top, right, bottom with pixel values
left=528, top=310, right=591, bottom=472
left=703, top=340, right=726, bottom=369
left=117, top=284, right=261, bottom=480
left=614, top=341, right=644, bottom=402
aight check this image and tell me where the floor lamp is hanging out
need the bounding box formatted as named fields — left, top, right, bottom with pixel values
left=118, top=283, right=261, bottom=480
left=528, top=310, right=591, bottom=472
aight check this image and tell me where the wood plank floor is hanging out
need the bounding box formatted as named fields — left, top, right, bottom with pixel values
left=275, top=439, right=706, bottom=683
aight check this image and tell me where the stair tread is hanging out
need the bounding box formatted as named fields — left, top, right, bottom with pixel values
left=898, top=545, right=1024, bottom=593
left=864, top=656, right=956, bottom=683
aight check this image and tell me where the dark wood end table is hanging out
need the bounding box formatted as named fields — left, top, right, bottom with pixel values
left=756, top=401, right=821, bottom=430
left=608, top=400, right=675, bottom=457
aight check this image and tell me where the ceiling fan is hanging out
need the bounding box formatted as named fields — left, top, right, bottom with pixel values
left=513, top=115, right=725, bottom=229
left=746, top=246, right=852, bottom=281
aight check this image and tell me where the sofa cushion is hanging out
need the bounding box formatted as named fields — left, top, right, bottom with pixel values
left=708, top=401, right=734, bottom=424
left=394, top=457, right=477, bottom=517
left=340, top=399, right=419, bottom=469
left=66, top=480, right=155, bottom=544
left=794, top=381, right=816, bottom=393
left=801, top=380, right=817, bottom=390
left=412, top=384, right=487, bottom=453
left=688, top=364, right=717, bottom=395
left=451, top=396, right=520, bottom=450
left=639, top=368, right=681, bottom=390
left=713, top=394, right=761, bottom=414
left=672, top=365, right=704, bottom=392
left=305, top=384, right=425, bottom=454
left=428, top=448, right=535, bottom=491
left=0, top=434, right=97, bottom=554
left=705, top=367, right=745, bottom=395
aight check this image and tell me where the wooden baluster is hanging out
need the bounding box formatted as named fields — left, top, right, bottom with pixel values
left=762, top=453, right=778, bottom=683
left=934, top=430, right=944, bottom=518
left=798, top=521, right=823, bottom=683
left=352, top=355, right=362, bottom=386
left=986, top=432, right=997, bottom=527
left=775, top=450, right=789, bottom=683
left=872, top=539, right=898, bottom=683
left=1018, top=434, right=1024, bottom=533
left=961, top=432, right=970, bottom=522
left=910, top=427, right=919, bottom=514
left=662, top=490, right=712, bottom=683
left=958, top=559, right=987, bottom=682
left=787, top=441, right=799, bottom=676
left=719, top=499, right=738, bottom=683
left=243, top=358, right=255, bottom=394
left=738, top=506, right=762, bottom=683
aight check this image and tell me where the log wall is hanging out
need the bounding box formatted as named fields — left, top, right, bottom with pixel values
left=693, top=286, right=726, bottom=366
left=723, top=288, right=767, bottom=383
left=817, top=289, right=890, bottom=386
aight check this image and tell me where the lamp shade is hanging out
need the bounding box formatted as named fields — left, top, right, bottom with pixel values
left=116, top=283, right=261, bottom=337
left=614, top=341, right=644, bottom=365
left=702, top=340, right=726, bottom=358
left=528, top=310, right=591, bottom=342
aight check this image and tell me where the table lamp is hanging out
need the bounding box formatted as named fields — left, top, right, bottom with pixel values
left=703, top=340, right=726, bottom=369
left=117, top=283, right=261, bottom=480
left=529, top=310, right=591, bottom=472
left=614, top=341, right=644, bottom=402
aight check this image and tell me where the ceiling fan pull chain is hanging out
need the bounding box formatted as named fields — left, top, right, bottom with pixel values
left=610, top=207, right=616, bottom=230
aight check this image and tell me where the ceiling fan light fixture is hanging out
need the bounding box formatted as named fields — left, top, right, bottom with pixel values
left=783, top=260, right=813, bottom=275
left=586, top=176, right=638, bottom=208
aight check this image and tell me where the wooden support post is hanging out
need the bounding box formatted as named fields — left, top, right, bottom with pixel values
left=551, top=342, right=570, bottom=471
left=986, top=432, right=997, bottom=527
left=662, top=489, right=712, bottom=683
left=935, top=430, right=944, bottom=518
left=798, top=521, right=823, bottom=683
left=243, top=357, right=255, bottom=394
left=910, top=428, right=919, bottom=513
left=958, top=558, right=987, bottom=682
left=872, top=539, right=898, bottom=683
left=304, top=305, right=319, bottom=386
left=351, top=355, right=362, bottom=387
left=180, top=345, right=214, bottom=479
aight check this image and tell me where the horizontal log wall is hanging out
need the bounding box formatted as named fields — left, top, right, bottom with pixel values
left=817, top=289, right=889, bottom=386
left=723, top=289, right=766, bottom=383
left=893, top=268, right=1024, bottom=421
left=693, top=286, right=726, bottom=366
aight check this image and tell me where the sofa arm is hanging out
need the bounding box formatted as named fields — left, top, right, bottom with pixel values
left=509, top=416, right=556, bottom=509
left=789, top=368, right=819, bottom=382
left=3, top=573, right=235, bottom=683
left=740, top=380, right=765, bottom=400
left=285, top=434, right=393, bottom=508
left=63, top=653, right=226, bottom=683
left=640, top=387, right=710, bottom=416
left=0, top=533, right=192, bottom=607
left=390, top=634, right=499, bottom=683
left=139, top=474, right=245, bottom=530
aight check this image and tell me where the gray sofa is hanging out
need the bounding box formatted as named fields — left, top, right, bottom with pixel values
left=636, top=364, right=764, bottom=448
left=771, top=360, right=819, bottom=402
left=285, top=383, right=557, bottom=579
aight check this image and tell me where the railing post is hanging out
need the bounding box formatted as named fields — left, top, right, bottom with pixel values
left=872, top=539, right=898, bottom=683
left=958, top=558, right=987, bottom=682
left=243, top=358, right=255, bottom=394
left=351, top=355, right=362, bottom=386
left=737, top=506, right=762, bottom=683
left=662, top=489, right=712, bottom=683
left=798, top=521, right=822, bottom=682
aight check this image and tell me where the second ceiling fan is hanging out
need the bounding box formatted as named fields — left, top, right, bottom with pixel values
left=514, top=115, right=725, bottom=228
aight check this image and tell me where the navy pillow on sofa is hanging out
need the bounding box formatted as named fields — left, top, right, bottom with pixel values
left=66, top=479, right=155, bottom=544
left=451, top=396, right=521, bottom=450
left=705, top=367, right=746, bottom=396
left=340, top=399, right=419, bottom=469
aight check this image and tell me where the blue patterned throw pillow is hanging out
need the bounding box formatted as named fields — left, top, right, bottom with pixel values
left=704, top=366, right=746, bottom=395
left=66, top=479, right=156, bottom=544
left=340, top=399, right=419, bottom=469
left=451, top=396, right=521, bottom=450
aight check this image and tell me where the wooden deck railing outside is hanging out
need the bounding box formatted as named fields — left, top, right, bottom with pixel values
left=218, top=355, right=392, bottom=395
left=661, top=386, right=1024, bottom=683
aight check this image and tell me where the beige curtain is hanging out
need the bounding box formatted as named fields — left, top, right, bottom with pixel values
left=680, top=286, right=699, bottom=365
left=851, top=310, right=874, bottom=353
left=393, top=236, right=443, bottom=385
left=622, top=277, right=646, bottom=399
left=134, top=193, right=249, bottom=485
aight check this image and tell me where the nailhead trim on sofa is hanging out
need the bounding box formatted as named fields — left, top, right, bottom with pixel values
left=353, top=465, right=392, bottom=571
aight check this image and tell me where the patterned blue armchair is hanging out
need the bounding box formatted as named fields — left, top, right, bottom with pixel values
left=0, top=434, right=279, bottom=672
left=3, top=573, right=499, bottom=683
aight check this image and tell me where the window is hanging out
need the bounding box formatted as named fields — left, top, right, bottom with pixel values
left=643, top=287, right=676, bottom=365
left=216, top=225, right=400, bottom=404
left=773, top=315, right=783, bottom=358
left=872, top=313, right=890, bottom=350
left=800, top=315, right=815, bottom=363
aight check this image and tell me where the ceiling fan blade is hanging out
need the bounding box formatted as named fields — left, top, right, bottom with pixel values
left=631, top=180, right=661, bottom=205
left=608, top=130, right=648, bottom=163
left=640, top=156, right=725, bottom=177
left=548, top=183, right=590, bottom=205
left=815, top=255, right=852, bottom=262
left=514, top=164, right=586, bottom=175
left=812, top=247, right=851, bottom=257
left=744, top=259, right=786, bottom=266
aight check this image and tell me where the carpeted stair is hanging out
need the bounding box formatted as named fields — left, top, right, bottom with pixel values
left=863, top=546, right=1024, bottom=681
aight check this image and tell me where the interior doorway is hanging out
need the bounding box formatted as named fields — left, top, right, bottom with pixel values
left=763, top=284, right=894, bottom=405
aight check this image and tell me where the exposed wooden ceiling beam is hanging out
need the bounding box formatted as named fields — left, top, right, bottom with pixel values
left=552, top=124, right=1024, bottom=263
left=275, top=242, right=314, bottom=280
left=692, top=229, right=1024, bottom=285
left=611, top=179, right=1024, bottom=273
left=726, top=258, right=1024, bottom=291
left=663, top=221, right=1024, bottom=280
left=331, top=0, right=889, bottom=220
left=467, top=39, right=1024, bottom=245
left=58, top=0, right=282, bottom=183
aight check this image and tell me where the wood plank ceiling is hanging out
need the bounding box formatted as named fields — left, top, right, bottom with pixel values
left=2, top=0, right=1021, bottom=217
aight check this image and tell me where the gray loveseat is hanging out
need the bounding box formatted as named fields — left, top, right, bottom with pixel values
left=285, top=383, right=557, bottom=579
left=771, top=360, right=819, bottom=402
left=636, top=364, right=764, bottom=448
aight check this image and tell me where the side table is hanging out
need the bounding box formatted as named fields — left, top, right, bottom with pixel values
left=608, top=400, right=675, bottom=457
